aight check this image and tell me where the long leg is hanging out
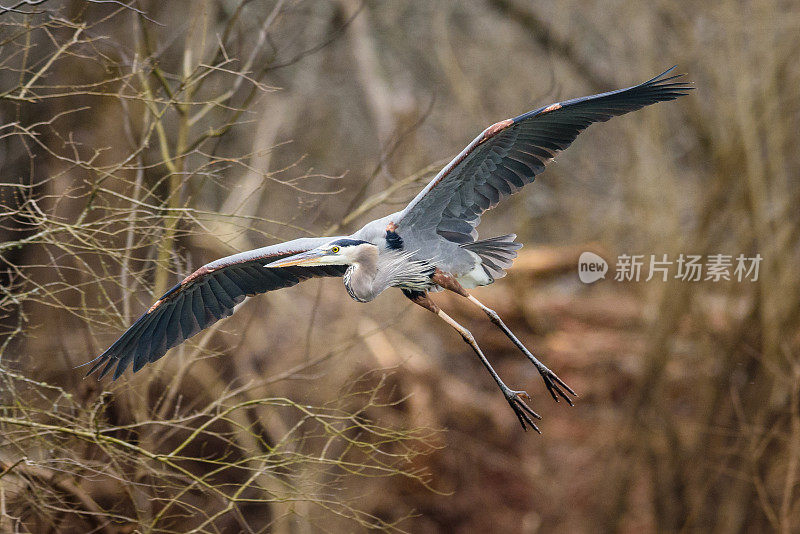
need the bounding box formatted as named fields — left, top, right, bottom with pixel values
left=431, top=270, right=577, bottom=405
left=403, top=290, right=541, bottom=432
left=467, top=294, right=577, bottom=404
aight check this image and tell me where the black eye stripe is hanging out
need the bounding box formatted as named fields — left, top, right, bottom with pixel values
left=327, top=238, right=369, bottom=248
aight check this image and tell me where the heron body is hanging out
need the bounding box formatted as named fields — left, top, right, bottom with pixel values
left=295, top=227, right=517, bottom=303
left=86, top=68, right=692, bottom=431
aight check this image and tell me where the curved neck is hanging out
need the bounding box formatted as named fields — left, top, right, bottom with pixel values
left=343, top=245, right=379, bottom=302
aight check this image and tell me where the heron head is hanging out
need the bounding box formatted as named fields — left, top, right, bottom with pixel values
left=264, top=239, right=374, bottom=268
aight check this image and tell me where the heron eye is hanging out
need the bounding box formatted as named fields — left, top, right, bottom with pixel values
left=330, top=246, right=340, bottom=254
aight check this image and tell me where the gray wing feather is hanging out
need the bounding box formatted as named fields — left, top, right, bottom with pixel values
left=87, top=237, right=345, bottom=379
left=398, top=67, right=691, bottom=244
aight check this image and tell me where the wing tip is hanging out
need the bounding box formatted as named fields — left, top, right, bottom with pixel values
left=83, top=283, right=188, bottom=381
left=514, top=64, right=692, bottom=124
left=646, top=65, right=694, bottom=90
left=83, top=352, right=123, bottom=381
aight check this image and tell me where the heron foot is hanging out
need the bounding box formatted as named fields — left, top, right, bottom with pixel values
left=503, top=388, right=542, bottom=433
left=534, top=363, right=577, bottom=406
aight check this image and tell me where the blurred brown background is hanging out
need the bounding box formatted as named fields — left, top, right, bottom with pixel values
left=1, top=1, right=799, bottom=532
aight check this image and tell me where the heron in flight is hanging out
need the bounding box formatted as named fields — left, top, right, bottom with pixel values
left=87, top=68, right=690, bottom=432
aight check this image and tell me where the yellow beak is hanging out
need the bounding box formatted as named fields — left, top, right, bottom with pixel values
left=264, top=250, right=329, bottom=268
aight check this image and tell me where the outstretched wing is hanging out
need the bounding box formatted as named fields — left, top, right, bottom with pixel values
left=87, top=237, right=346, bottom=380
left=397, top=67, right=691, bottom=243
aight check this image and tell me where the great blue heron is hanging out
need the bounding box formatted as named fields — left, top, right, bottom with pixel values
left=87, top=68, right=691, bottom=432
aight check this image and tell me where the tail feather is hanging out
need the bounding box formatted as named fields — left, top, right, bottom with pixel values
left=460, top=234, right=522, bottom=280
